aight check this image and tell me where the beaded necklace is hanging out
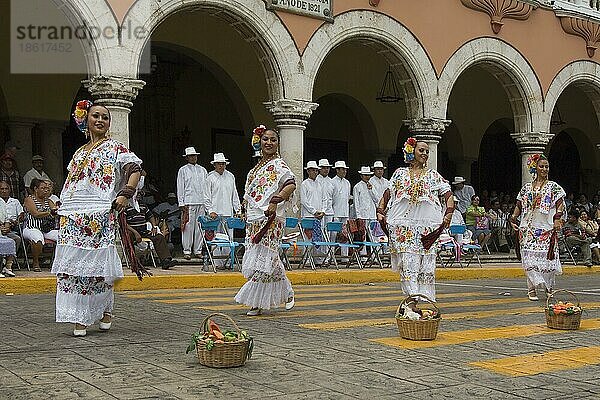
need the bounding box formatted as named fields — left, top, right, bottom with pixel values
left=407, top=167, right=427, bottom=204
left=65, top=137, right=109, bottom=196
left=246, top=154, right=278, bottom=190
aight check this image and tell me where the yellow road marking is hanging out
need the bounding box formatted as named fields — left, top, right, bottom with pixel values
left=164, top=291, right=495, bottom=306
left=371, top=319, right=600, bottom=349
left=126, top=289, right=401, bottom=300
left=300, top=303, right=600, bottom=330
left=470, top=346, right=600, bottom=376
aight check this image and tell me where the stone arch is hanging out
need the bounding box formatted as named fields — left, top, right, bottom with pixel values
left=302, top=10, right=438, bottom=119
left=50, top=0, right=117, bottom=76
left=544, top=61, right=600, bottom=134
left=119, top=0, right=300, bottom=101
left=438, top=37, right=544, bottom=134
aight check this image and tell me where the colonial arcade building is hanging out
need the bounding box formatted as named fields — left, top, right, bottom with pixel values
left=3, top=0, right=600, bottom=197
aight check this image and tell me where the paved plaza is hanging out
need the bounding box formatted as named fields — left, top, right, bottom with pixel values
left=1, top=275, right=600, bottom=399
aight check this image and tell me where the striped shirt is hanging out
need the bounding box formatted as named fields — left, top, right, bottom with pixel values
left=24, top=195, right=53, bottom=231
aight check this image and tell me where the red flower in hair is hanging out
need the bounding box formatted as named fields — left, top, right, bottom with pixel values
left=76, top=100, right=92, bottom=110
left=407, top=137, right=417, bottom=146
left=253, top=124, right=267, bottom=136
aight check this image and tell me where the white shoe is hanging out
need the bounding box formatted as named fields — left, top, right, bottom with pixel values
left=2, top=268, right=15, bottom=277
left=246, top=308, right=262, bottom=316
left=99, top=321, right=112, bottom=331
left=285, top=297, right=295, bottom=310
left=73, top=328, right=87, bottom=337
left=0, top=273, right=4, bottom=278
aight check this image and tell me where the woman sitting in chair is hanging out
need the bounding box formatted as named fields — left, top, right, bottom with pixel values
left=22, top=179, right=58, bottom=271
left=466, top=195, right=491, bottom=248
left=579, top=210, right=600, bottom=264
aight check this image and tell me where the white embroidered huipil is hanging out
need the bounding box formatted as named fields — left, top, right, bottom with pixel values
left=205, top=170, right=241, bottom=217
left=332, top=176, right=351, bottom=219
left=177, top=163, right=208, bottom=255
left=369, top=175, right=389, bottom=207
left=300, top=178, right=324, bottom=218
left=353, top=181, right=376, bottom=220
left=316, top=175, right=334, bottom=217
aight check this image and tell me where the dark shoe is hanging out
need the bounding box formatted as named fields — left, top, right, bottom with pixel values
left=585, top=262, right=593, bottom=268
left=183, top=254, right=191, bottom=260
left=161, top=259, right=177, bottom=270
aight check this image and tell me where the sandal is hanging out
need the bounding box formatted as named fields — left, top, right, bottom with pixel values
left=527, top=289, right=539, bottom=301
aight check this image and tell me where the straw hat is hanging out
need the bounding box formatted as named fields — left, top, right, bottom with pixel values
left=305, top=161, right=319, bottom=170
left=358, top=166, right=373, bottom=175
left=334, top=161, right=348, bottom=169
left=210, top=153, right=230, bottom=164
left=183, top=147, right=200, bottom=157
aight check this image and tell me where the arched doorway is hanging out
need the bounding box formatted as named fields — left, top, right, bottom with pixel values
left=548, top=131, right=582, bottom=195
left=475, top=119, right=520, bottom=194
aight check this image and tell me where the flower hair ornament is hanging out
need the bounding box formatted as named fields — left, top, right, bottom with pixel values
left=403, top=137, right=417, bottom=163
left=73, top=100, right=93, bottom=134
left=251, top=124, right=266, bottom=156
left=527, top=153, right=543, bottom=175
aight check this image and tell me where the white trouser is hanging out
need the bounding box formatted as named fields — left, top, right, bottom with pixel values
left=333, top=217, right=348, bottom=256
left=315, top=215, right=333, bottom=263
left=182, top=205, right=205, bottom=255
left=23, top=228, right=59, bottom=244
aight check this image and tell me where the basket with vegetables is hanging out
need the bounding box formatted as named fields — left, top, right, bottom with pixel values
left=186, top=313, right=253, bottom=368
left=395, top=294, right=441, bottom=341
left=545, top=289, right=582, bottom=330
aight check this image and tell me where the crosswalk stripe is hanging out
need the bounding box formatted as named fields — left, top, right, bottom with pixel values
left=170, top=291, right=499, bottom=307
left=299, top=303, right=600, bottom=330
left=123, top=284, right=395, bottom=298
left=371, top=319, right=600, bottom=349
left=127, top=289, right=401, bottom=300
left=470, top=346, right=600, bottom=376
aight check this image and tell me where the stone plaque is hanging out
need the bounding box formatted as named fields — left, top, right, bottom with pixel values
left=267, top=0, right=333, bottom=22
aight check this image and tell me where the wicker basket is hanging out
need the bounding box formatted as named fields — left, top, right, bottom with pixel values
left=545, top=289, right=582, bottom=330
left=195, top=313, right=252, bottom=368
left=395, top=294, right=441, bottom=341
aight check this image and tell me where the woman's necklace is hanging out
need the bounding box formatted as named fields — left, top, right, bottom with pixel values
left=247, top=154, right=277, bottom=187
left=407, top=166, right=426, bottom=204
left=66, top=137, right=109, bottom=196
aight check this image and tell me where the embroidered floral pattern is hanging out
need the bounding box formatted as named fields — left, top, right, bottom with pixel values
left=389, top=224, right=436, bottom=255
left=58, top=211, right=115, bottom=249
left=246, top=218, right=284, bottom=252
left=389, top=168, right=449, bottom=206
left=518, top=181, right=565, bottom=217
left=57, top=274, right=113, bottom=296
left=245, top=159, right=290, bottom=206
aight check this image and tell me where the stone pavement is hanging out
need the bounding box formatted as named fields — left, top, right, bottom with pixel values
left=1, top=276, right=600, bottom=399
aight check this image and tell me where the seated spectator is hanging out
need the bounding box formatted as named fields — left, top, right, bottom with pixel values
left=0, top=154, right=23, bottom=202
left=488, top=200, right=509, bottom=252
left=124, top=202, right=177, bottom=270
left=578, top=210, right=600, bottom=264
left=0, top=180, right=23, bottom=255
left=576, top=194, right=593, bottom=214
left=565, top=192, right=575, bottom=211
left=0, top=198, right=17, bottom=277
left=466, top=195, right=491, bottom=247
left=153, top=192, right=181, bottom=246
left=563, top=210, right=593, bottom=267
left=23, top=155, right=50, bottom=195
left=22, top=179, right=58, bottom=272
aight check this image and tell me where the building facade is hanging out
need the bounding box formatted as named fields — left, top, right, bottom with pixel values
left=2, top=0, right=600, bottom=196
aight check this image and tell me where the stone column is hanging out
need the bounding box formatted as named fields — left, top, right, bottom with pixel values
left=41, top=121, right=67, bottom=185
left=5, top=119, right=36, bottom=174
left=83, top=76, right=146, bottom=147
left=264, top=99, right=319, bottom=183
left=404, top=118, right=450, bottom=171
left=511, top=132, right=553, bottom=187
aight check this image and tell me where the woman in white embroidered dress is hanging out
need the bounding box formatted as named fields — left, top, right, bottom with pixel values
left=377, top=138, right=454, bottom=302
left=234, top=126, right=296, bottom=316
left=52, top=101, right=142, bottom=336
left=510, top=154, right=565, bottom=301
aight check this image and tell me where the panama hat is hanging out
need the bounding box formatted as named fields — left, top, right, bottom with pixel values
left=334, top=161, right=348, bottom=169
left=318, top=158, right=333, bottom=167
left=305, top=161, right=319, bottom=170
left=210, top=153, right=230, bottom=164
left=452, top=176, right=466, bottom=184
left=183, top=147, right=200, bottom=157
left=358, top=166, right=373, bottom=175
left=372, top=161, right=386, bottom=169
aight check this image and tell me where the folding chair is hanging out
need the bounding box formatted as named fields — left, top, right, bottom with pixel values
left=310, top=220, right=340, bottom=269
left=135, top=237, right=158, bottom=268
left=283, top=217, right=316, bottom=269
left=559, top=234, right=578, bottom=265
left=198, top=216, right=232, bottom=272
left=325, top=221, right=361, bottom=268
left=365, top=220, right=386, bottom=268
left=224, top=217, right=246, bottom=270
left=15, top=223, right=29, bottom=271
left=441, top=225, right=482, bottom=267
left=350, top=219, right=384, bottom=268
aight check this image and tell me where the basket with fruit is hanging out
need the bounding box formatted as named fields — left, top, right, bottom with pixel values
left=395, top=294, right=441, bottom=340
left=545, top=289, right=582, bottom=330
left=186, top=313, right=253, bottom=368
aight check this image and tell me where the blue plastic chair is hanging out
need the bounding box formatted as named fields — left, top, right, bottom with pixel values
left=326, top=221, right=361, bottom=268
left=281, top=217, right=315, bottom=269
left=443, top=225, right=482, bottom=267
left=198, top=216, right=242, bottom=272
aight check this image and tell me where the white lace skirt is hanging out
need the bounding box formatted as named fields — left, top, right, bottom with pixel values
left=55, top=275, right=114, bottom=325
left=391, top=252, right=437, bottom=302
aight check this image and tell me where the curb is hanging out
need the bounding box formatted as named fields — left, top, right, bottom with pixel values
left=1, top=266, right=598, bottom=295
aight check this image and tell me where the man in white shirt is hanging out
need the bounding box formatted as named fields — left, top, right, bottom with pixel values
left=332, top=161, right=351, bottom=255
left=369, top=160, right=389, bottom=207
left=177, top=147, right=208, bottom=260
left=0, top=180, right=23, bottom=275
left=300, top=161, right=325, bottom=219
left=453, top=176, right=475, bottom=215
left=354, top=166, right=376, bottom=256
left=23, top=155, right=50, bottom=194
left=205, top=153, right=241, bottom=267
left=316, top=158, right=334, bottom=226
